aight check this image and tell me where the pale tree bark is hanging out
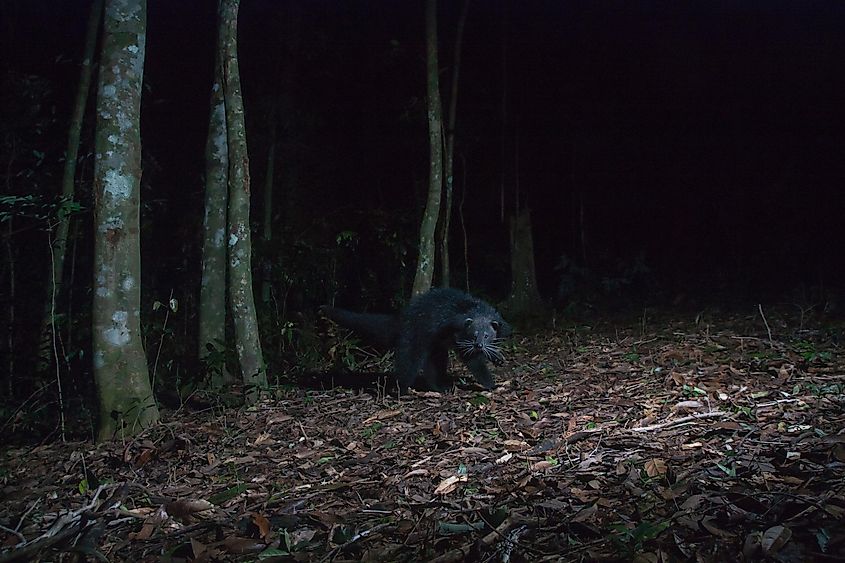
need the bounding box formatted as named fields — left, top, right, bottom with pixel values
left=412, top=0, right=444, bottom=297
left=92, top=0, right=159, bottom=441
left=437, top=0, right=470, bottom=288
left=220, top=0, right=266, bottom=403
left=199, top=6, right=232, bottom=388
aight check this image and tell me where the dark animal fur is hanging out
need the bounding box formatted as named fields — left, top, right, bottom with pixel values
left=322, top=288, right=511, bottom=392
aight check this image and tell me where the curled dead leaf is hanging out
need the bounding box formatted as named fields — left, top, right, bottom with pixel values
left=701, top=517, right=735, bottom=539
left=674, top=400, right=703, bottom=411
left=761, top=525, right=792, bottom=556
left=363, top=409, right=402, bottom=424
left=251, top=512, right=271, bottom=539
left=644, top=458, right=667, bottom=478
left=503, top=439, right=529, bottom=451
left=571, top=503, right=598, bottom=523
left=531, top=460, right=555, bottom=472
left=223, top=535, right=266, bottom=554
left=165, top=499, right=214, bottom=520
left=434, top=474, right=467, bottom=495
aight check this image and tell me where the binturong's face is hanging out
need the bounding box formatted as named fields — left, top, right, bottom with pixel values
left=455, top=315, right=510, bottom=366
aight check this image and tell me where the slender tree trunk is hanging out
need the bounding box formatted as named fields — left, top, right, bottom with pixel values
left=39, top=0, right=102, bottom=378
left=92, top=0, right=159, bottom=441
left=438, top=0, right=470, bottom=289
left=261, top=124, right=275, bottom=304
left=499, top=0, right=508, bottom=224
left=220, top=0, right=266, bottom=402
left=199, top=7, right=232, bottom=388
left=53, top=0, right=102, bottom=301
left=412, top=0, right=444, bottom=297
left=458, top=153, right=470, bottom=292
left=5, top=221, right=15, bottom=397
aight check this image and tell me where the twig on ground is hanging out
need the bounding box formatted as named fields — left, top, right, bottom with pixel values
left=630, top=411, right=728, bottom=432
left=758, top=303, right=774, bottom=347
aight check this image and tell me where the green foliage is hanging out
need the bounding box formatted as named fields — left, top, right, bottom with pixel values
left=467, top=394, right=490, bottom=407
left=623, top=350, right=640, bottom=362
left=682, top=384, right=707, bottom=398
left=793, top=340, right=832, bottom=363
left=208, top=483, right=249, bottom=505
left=0, top=194, right=83, bottom=226
left=610, top=519, right=671, bottom=554
left=361, top=422, right=383, bottom=440
left=200, top=339, right=234, bottom=385
left=715, top=461, right=737, bottom=478
left=799, top=381, right=844, bottom=397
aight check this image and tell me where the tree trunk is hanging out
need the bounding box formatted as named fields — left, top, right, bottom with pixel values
left=437, top=0, right=470, bottom=289
left=199, top=6, right=232, bottom=388
left=503, top=208, right=544, bottom=319
left=53, top=0, right=102, bottom=301
left=220, top=0, right=266, bottom=403
left=39, top=0, right=103, bottom=380
left=499, top=0, right=508, bottom=224
left=92, top=0, right=159, bottom=441
left=261, top=124, right=275, bottom=304
left=412, top=0, right=444, bottom=297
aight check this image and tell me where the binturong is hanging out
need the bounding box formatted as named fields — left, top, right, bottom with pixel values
left=321, top=288, right=511, bottom=393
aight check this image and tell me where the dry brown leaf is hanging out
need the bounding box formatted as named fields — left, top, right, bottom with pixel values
left=674, top=400, right=703, bottom=411
left=433, top=474, right=467, bottom=495
left=571, top=503, right=598, bottom=523
left=363, top=409, right=402, bottom=424
left=503, top=439, right=529, bottom=451
left=701, top=517, right=735, bottom=539
left=251, top=512, right=271, bottom=539
left=644, top=458, right=667, bottom=478
left=761, top=525, right=792, bottom=556
left=531, top=460, right=555, bottom=472
left=165, top=499, right=214, bottom=519
left=222, top=536, right=266, bottom=554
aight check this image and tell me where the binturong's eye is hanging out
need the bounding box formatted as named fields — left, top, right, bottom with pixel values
left=464, top=318, right=473, bottom=328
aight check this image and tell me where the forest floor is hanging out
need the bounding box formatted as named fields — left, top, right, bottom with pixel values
left=1, top=306, right=844, bottom=562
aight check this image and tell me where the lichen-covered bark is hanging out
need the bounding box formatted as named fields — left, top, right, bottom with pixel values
left=412, top=0, right=444, bottom=297
left=92, top=0, right=159, bottom=441
left=199, top=9, right=232, bottom=388
left=220, top=0, right=266, bottom=403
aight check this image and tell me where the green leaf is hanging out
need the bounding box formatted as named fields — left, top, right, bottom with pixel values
left=716, top=462, right=736, bottom=478
left=259, top=547, right=290, bottom=558
left=208, top=483, right=249, bottom=505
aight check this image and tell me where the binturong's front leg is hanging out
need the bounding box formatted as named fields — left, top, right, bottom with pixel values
left=460, top=354, right=495, bottom=390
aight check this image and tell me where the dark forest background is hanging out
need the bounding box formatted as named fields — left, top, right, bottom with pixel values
left=2, top=0, right=844, bottom=438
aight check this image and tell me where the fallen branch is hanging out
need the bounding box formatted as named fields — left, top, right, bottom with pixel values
left=630, top=411, right=728, bottom=432
left=0, top=484, right=116, bottom=563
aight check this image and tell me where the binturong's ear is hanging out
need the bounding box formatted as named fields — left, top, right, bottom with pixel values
left=496, top=320, right=513, bottom=338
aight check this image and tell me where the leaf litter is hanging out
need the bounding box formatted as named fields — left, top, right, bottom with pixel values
left=1, top=308, right=844, bottom=561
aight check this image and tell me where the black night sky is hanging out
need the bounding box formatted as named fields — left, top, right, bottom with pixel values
left=3, top=0, right=845, bottom=314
